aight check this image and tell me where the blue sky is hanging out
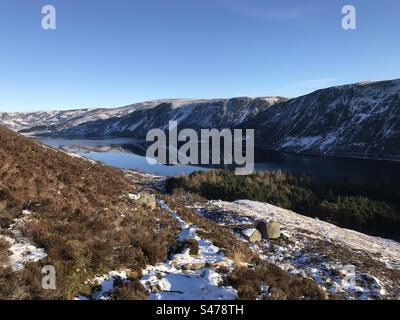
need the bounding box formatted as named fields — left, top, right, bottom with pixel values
left=0, top=0, right=399, bottom=112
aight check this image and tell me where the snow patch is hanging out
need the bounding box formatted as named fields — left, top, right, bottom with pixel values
left=1, top=210, right=47, bottom=271
left=140, top=200, right=237, bottom=300
left=1, top=235, right=47, bottom=271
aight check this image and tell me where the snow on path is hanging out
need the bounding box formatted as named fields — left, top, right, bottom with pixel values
left=140, top=200, right=237, bottom=300
left=76, top=270, right=131, bottom=300
left=76, top=199, right=237, bottom=300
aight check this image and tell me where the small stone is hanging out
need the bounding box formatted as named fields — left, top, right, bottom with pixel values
left=183, top=239, right=199, bottom=256
left=281, top=231, right=295, bottom=243
left=267, top=220, right=281, bottom=239
left=150, top=285, right=160, bottom=293
left=206, top=261, right=227, bottom=269
left=242, top=228, right=262, bottom=243
left=182, top=262, right=206, bottom=270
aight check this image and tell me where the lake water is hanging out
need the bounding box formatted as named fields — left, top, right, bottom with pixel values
left=37, top=137, right=400, bottom=185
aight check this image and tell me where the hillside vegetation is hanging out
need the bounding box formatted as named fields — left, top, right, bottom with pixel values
left=0, top=126, right=178, bottom=299
left=166, top=169, right=400, bottom=241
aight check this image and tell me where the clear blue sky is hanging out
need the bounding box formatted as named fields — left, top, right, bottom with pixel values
left=0, top=0, right=399, bottom=112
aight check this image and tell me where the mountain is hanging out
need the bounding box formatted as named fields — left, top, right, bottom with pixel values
left=0, top=97, right=287, bottom=138
left=0, top=99, right=204, bottom=134
left=1, top=79, right=399, bottom=161
left=240, top=79, right=400, bottom=160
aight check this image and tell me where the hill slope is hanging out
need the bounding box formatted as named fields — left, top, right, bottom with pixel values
left=241, top=79, right=400, bottom=160
left=0, top=125, right=179, bottom=299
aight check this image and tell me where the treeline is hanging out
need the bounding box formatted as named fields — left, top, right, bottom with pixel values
left=166, top=169, right=400, bottom=241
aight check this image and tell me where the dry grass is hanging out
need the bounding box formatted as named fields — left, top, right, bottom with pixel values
left=110, top=281, right=148, bottom=300
left=0, top=238, right=9, bottom=267
left=232, top=250, right=246, bottom=268
left=0, top=126, right=180, bottom=299
left=225, top=264, right=326, bottom=300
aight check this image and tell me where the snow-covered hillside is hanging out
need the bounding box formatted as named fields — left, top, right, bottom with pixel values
left=196, top=199, right=400, bottom=299
left=0, top=97, right=286, bottom=138
left=241, top=79, right=400, bottom=160
left=0, top=99, right=202, bottom=133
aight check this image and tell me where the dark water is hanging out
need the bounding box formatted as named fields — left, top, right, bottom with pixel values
left=37, top=137, right=400, bottom=184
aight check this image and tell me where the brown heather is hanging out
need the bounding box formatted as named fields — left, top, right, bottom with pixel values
left=0, top=126, right=179, bottom=299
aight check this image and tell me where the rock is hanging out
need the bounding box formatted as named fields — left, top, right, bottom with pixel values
left=256, top=221, right=268, bottom=239
left=267, top=220, right=281, bottom=239
left=150, top=284, right=161, bottom=293
left=136, top=192, right=157, bottom=210
left=182, top=262, right=206, bottom=271
left=281, top=231, right=295, bottom=243
left=175, top=239, right=199, bottom=256
left=242, top=228, right=262, bottom=243
left=206, top=261, right=227, bottom=269
left=156, top=273, right=163, bottom=280
left=183, top=239, right=199, bottom=256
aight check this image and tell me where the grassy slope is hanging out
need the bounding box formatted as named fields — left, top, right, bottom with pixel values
left=0, top=126, right=179, bottom=299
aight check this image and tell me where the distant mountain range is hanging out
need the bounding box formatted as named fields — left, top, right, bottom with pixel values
left=0, top=97, right=286, bottom=137
left=1, top=79, right=399, bottom=160
left=241, top=79, right=400, bottom=160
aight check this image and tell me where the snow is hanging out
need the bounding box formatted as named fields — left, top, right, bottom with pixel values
left=281, top=136, right=321, bottom=150
left=208, top=200, right=400, bottom=268
left=1, top=209, right=47, bottom=271
left=75, top=270, right=131, bottom=300
left=77, top=198, right=237, bottom=300
left=140, top=200, right=237, bottom=300
left=318, top=132, right=337, bottom=151
left=242, top=228, right=257, bottom=238
left=126, top=120, right=144, bottom=132
left=196, top=199, right=400, bottom=299
left=1, top=235, right=47, bottom=271
left=128, top=193, right=141, bottom=200
left=142, top=269, right=236, bottom=300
